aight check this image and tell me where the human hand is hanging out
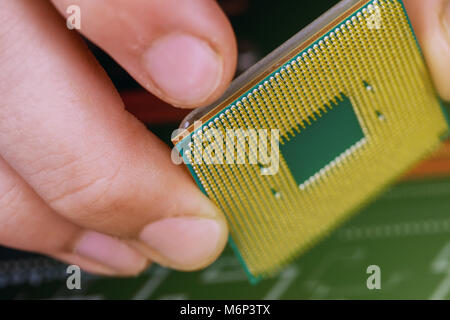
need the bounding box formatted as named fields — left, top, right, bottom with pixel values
left=0, top=0, right=236, bottom=276
left=404, top=0, right=450, bottom=101
left=0, top=0, right=448, bottom=278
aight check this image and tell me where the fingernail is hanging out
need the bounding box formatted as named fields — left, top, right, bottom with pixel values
left=142, top=33, right=223, bottom=106
left=139, top=217, right=226, bottom=269
left=75, top=231, right=147, bottom=274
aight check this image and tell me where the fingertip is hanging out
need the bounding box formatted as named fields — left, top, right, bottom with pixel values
left=139, top=2, right=237, bottom=109
left=73, top=231, right=149, bottom=276
left=405, top=0, right=450, bottom=101
left=132, top=207, right=229, bottom=271
left=441, top=0, right=450, bottom=101
left=51, top=0, right=238, bottom=108
left=142, top=32, right=224, bottom=108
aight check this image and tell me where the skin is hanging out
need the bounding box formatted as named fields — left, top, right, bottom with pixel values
left=0, top=0, right=448, bottom=276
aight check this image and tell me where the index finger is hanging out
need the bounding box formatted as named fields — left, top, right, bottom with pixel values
left=51, top=0, right=238, bottom=108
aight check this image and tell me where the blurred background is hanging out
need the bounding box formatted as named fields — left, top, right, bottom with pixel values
left=1, top=0, right=450, bottom=299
